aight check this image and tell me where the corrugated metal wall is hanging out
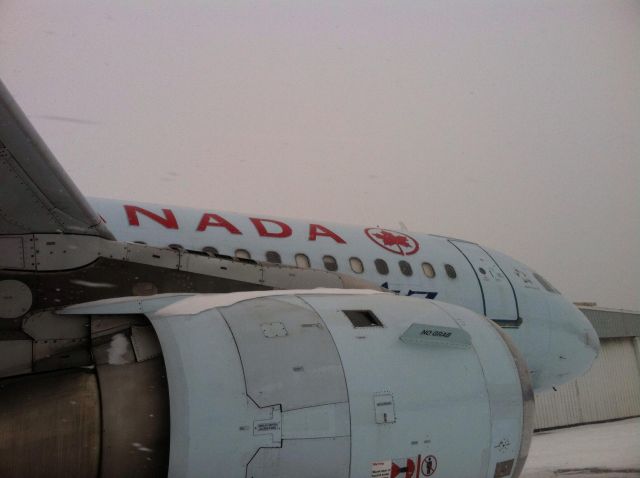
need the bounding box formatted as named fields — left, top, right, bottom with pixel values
left=580, top=307, right=640, bottom=338
left=534, top=337, right=640, bottom=429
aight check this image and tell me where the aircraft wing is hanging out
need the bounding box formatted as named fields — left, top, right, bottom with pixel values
left=0, top=79, right=113, bottom=239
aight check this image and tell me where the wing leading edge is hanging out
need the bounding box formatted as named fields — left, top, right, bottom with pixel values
left=0, top=79, right=113, bottom=239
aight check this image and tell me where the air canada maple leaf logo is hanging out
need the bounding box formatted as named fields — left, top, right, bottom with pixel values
left=364, top=227, right=420, bottom=256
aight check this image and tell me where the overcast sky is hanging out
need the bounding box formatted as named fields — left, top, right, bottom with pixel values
left=1, top=1, right=638, bottom=310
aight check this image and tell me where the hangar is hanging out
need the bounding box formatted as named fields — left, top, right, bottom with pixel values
left=534, top=305, right=640, bottom=429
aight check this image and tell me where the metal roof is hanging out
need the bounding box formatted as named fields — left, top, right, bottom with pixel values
left=578, top=306, right=640, bottom=338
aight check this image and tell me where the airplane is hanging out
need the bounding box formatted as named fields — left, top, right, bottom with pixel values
left=0, top=79, right=599, bottom=478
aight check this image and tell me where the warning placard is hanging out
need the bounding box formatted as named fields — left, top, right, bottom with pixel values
left=371, top=460, right=392, bottom=478
left=371, top=454, right=438, bottom=477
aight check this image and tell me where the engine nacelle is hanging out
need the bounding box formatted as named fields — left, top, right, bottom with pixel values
left=1, top=290, right=534, bottom=478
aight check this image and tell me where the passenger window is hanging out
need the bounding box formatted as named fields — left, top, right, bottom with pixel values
left=323, top=255, right=338, bottom=271
left=343, top=310, right=383, bottom=328
left=398, top=260, right=412, bottom=276
left=422, top=262, right=435, bottom=278
left=168, top=243, right=184, bottom=252
left=374, top=259, right=389, bottom=275
left=350, top=257, right=364, bottom=274
left=444, top=264, right=457, bottom=279
left=265, top=251, right=282, bottom=264
left=533, top=272, right=560, bottom=294
left=235, top=249, right=251, bottom=260
left=295, top=253, right=310, bottom=269
left=203, top=246, right=218, bottom=257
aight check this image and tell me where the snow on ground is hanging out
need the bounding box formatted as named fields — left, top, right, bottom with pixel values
left=522, top=417, right=640, bottom=478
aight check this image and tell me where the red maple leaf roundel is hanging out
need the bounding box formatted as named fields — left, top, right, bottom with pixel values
left=364, top=227, right=420, bottom=256
left=374, top=230, right=411, bottom=247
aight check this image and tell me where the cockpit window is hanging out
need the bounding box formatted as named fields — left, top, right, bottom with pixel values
left=533, top=272, right=560, bottom=294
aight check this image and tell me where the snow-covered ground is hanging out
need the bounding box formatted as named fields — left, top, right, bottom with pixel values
left=522, top=417, right=640, bottom=478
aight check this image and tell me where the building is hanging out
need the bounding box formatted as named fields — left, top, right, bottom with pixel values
left=534, top=306, right=640, bottom=429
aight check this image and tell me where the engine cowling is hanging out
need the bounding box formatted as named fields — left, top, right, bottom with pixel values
left=0, top=290, right=534, bottom=478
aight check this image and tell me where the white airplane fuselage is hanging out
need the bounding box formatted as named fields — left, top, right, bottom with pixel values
left=0, top=77, right=601, bottom=478
left=90, top=197, right=600, bottom=392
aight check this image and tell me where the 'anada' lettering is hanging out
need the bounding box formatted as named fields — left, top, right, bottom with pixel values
left=123, top=205, right=347, bottom=244
left=250, top=218, right=292, bottom=238
left=196, top=213, right=242, bottom=234
left=308, top=224, right=346, bottom=244
left=124, top=205, right=178, bottom=229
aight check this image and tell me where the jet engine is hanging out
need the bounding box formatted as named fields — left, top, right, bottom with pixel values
left=0, top=290, right=534, bottom=478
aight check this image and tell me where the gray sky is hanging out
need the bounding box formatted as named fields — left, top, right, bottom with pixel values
left=1, top=1, right=638, bottom=310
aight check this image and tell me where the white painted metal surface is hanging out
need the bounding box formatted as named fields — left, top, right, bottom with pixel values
left=75, top=291, right=533, bottom=477
left=449, top=240, right=519, bottom=322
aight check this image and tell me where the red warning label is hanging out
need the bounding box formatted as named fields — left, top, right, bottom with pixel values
left=391, top=457, right=417, bottom=478
left=371, top=454, right=438, bottom=478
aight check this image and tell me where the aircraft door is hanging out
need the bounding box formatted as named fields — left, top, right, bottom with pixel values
left=449, top=240, right=520, bottom=323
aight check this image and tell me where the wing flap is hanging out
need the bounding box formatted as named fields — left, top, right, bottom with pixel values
left=0, top=79, right=113, bottom=239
